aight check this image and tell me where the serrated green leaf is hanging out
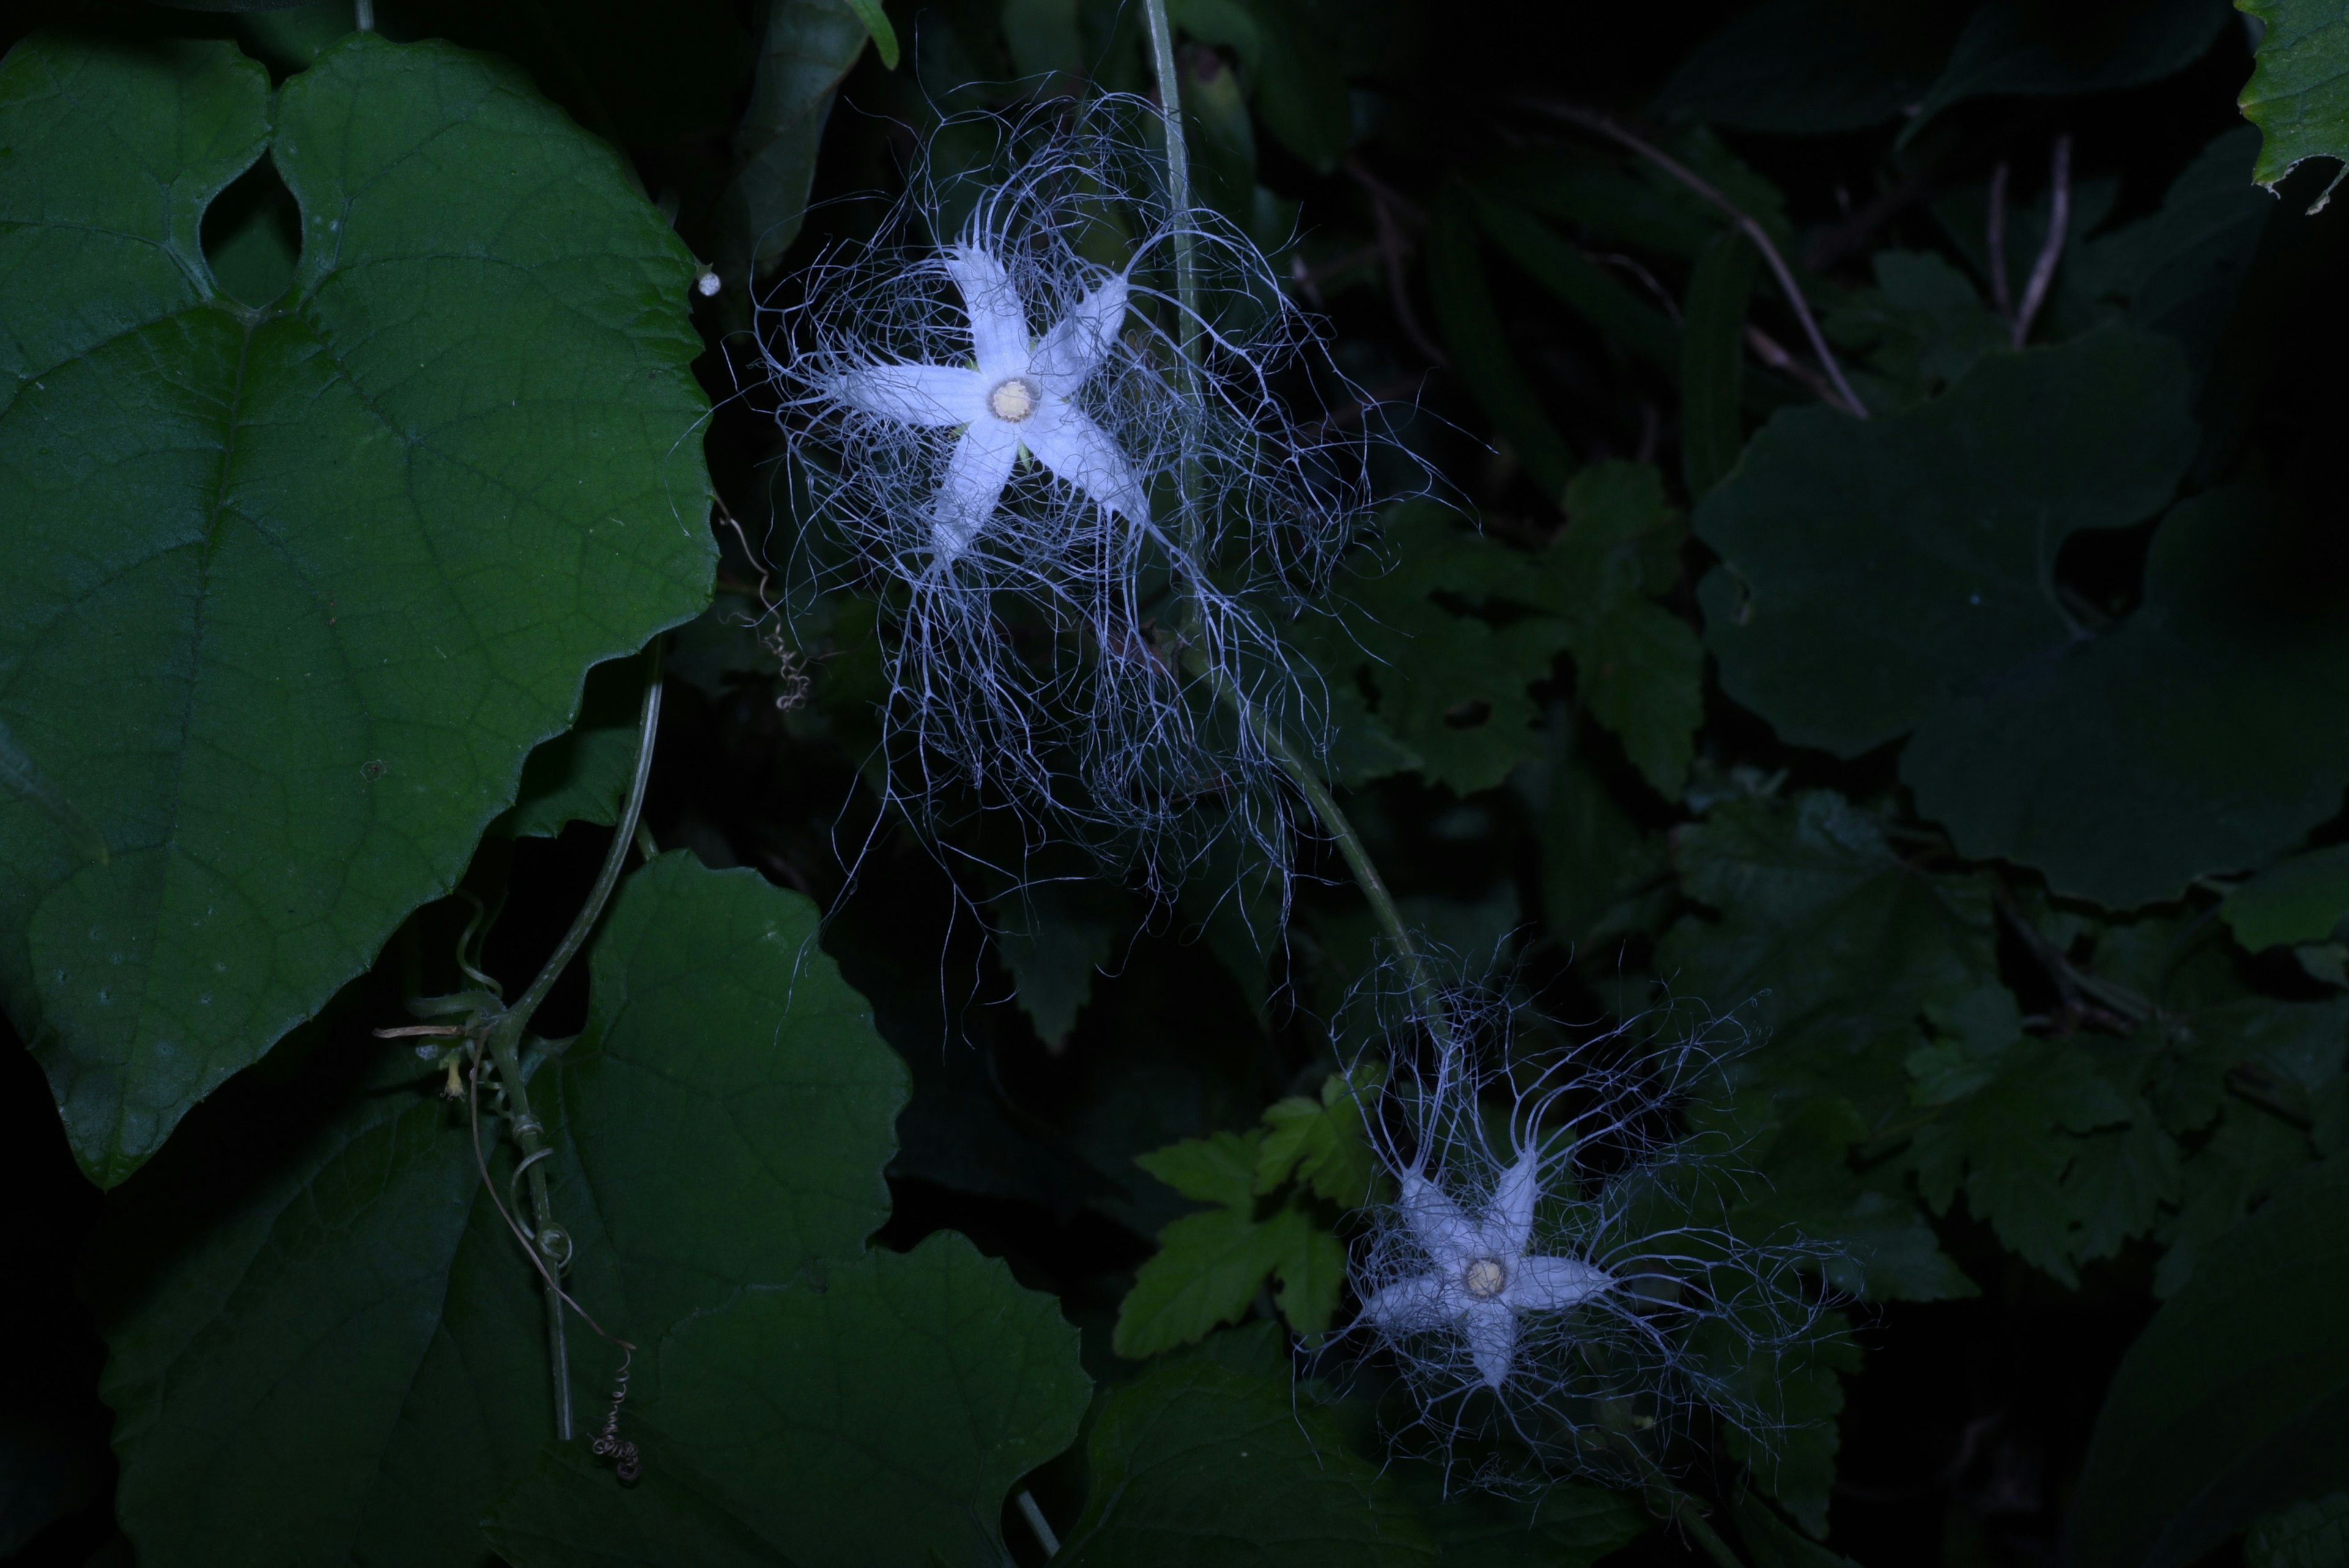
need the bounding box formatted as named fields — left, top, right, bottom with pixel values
left=1056, top=1356, right=1438, bottom=1566
left=1682, top=229, right=1756, bottom=498
left=995, top=881, right=1126, bottom=1049
left=1715, top=1311, right=1860, bottom=1537
left=1115, top=1201, right=1288, bottom=1356
left=91, top=854, right=905, bottom=1566
left=1254, top=1071, right=1377, bottom=1205
left=1269, top=1219, right=1347, bottom=1336
left=2241, top=0, right=2349, bottom=201
left=1909, top=1041, right=2171, bottom=1286
left=1136, top=1128, right=1263, bottom=1208
left=0, top=33, right=714, bottom=1185
left=2071, top=1151, right=2349, bottom=1568
left=1660, top=791, right=1998, bottom=1114
left=724, top=0, right=872, bottom=276
left=2225, top=845, right=2349, bottom=950
left=1735, top=1097, right=1977, bottom=1302
left=2248, top=1491, right=2349, bottom=1568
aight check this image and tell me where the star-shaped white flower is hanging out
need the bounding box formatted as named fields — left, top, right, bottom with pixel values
left=1366, top=1148, right=1614, bottom=1389
left=829, top=244, right=1147, bottom=563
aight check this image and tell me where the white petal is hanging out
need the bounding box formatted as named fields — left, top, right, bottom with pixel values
left=831, top=363, right=988, bottom=426
left=1483, top=1147, right=1540, bottom=1259
left=1462, top=1301, right=1517, bottom=1389
left=1398, top=1172, right=1480, bottom=1269
left=1025, top=401, right=1149, bottom=523
left=1504, top=1254, right=1612, bottom=1313
left=946, top=245, right=1031, bottom=379
left=930, top=419, right=1021, bottom=563
left=1364, top=1271, right=1448, bottom=1334
left=1028, top=271, right=1130, bottom=396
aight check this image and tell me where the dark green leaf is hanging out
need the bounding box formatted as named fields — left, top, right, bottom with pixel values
left=1653, top=0, right=1961, bottom=135
left=1115, top=1202, right=1289, bottom=1356
left=647, top=1233, right=1088, bottom=1566
left=1904, top=0, right=2231, bottom=144
left=1238, top=0, right=1349, bottom=172
left=1697, top=328, right=2195, bottom=760
left=495, top=657, right=648, bottom=840
left=1682, top=229, right=1756, bottom=498
left=1405, top=1476, right=1649, bottom=1567
left=2225, top=845, right=2349, bottom=950
left=723, top=0, right=871, bottom=277
left=2073, top=125, right=2272, bottom=374
left=1734, top=1491, right=1864, bottom=1568
left=2071, top=1151, right=2349, bottom=1568
left=1900, top=485, right=2349, bottom=906
left=1427, top=188, right=1575, bottom=506
left=93, top=854, right=905, bottom=1565
left=1719, top=1314, right=1860, bottom=1537
left=483, top=1444, right=783, bottom=1568
left=995, top=881, right=1126, bottom=1049
left=1472, top=194, right=1682, bottom=376
left=2241, top=0, right=2349, bottom=200
left=2247, top=1490, right=2349, bottom=1568
left=0, top=33, right=714, bottom=1184
left=1056, top=1356, right=1438, bottom=1566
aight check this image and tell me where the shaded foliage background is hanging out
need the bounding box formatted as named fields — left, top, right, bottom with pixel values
left=4, top=0, right=2347, bottom=1565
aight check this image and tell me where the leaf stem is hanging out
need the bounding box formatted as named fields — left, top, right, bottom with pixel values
left=1508, top=97, right=1866, bottom=420
left=1144, top=0, right=1448, bottom=1037
left=480, top=639, right=665, bottom=1439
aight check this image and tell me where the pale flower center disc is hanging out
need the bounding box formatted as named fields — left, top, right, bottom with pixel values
left=1462, top=1257, right=1507, bottom=1301
left=988, top=375, right=1039, bottom=423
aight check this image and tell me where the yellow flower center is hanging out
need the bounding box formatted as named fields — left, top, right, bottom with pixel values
left=1463, top=1257, right=1507, bottom=1301
left=988, top=375, right=1038, bottom=423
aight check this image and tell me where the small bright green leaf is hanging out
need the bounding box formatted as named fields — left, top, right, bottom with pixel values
left=1269, top=1218, right=1347, bottom=1336
left=839, top=0, right=901, bottom=68
left=1137, top=1128, right=1263, bottom=1208
left=1115, top=1200, right=1288, bottom=1356
left=92, top=854, right=905, bottom=1566
left=1056, top=1356, right=1438, bottom=1566
left=1698, top=328, right=2196, bottom=760
left=2225, top=846, right=2349, bottom=950
left=0, top=33, right=714, bottom=1185
left=1255, top=1071, right=1378, bottom=1205
left=1428, top=188, right=1575, bottom=506
left=724, top=0, right=872, bottom=276
left=650, top=1233, right=1088, bottom=1567
left=2071, top=1151, right=2349, bottom=1568
left=2241, top=0, right=2349, bottom=199
left=2247, top=1491, right=2349, bottom=1568
left=1682, top=229, right=1756, bottom=498
left=1904, top=0, right=2230, bottom=144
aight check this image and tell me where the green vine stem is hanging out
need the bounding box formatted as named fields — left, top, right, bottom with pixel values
left=483, top=638, right=664, bottom=1439
left=1142, top=0, right=1447, bottom=1035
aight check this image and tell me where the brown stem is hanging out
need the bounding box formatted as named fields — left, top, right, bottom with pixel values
left=2011, top=136, right=2071, bottom=349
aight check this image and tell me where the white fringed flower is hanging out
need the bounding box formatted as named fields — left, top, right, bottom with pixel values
left=1368, top=1148, right=1614, bottom=1390
left=1338, top=974, right=1838, bottom=1493
left=762, top=103, right=1398, bottom=892
left=828, top=247, right=1145, bottom=563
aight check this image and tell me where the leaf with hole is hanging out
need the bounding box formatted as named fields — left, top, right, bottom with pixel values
left=0, top=33, right=714, bottom=1185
